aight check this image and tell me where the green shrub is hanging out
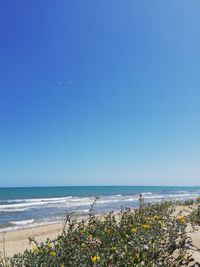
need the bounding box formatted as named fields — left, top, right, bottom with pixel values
left=10, top=201, right=189, bottom=267
left=196, top=197, right=200, bottom=203
left=188, top=204, right=200, bottom=226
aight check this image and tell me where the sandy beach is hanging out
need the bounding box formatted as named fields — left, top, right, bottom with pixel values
left=0, top=222, right=64, bottom=257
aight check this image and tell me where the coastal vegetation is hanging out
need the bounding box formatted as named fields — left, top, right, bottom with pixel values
left=188, top=204, right=200, bottom=226
left=1, top=198, right=200, bottom=266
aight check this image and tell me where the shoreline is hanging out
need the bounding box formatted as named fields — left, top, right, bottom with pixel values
left=0, top=220, right=64, bottom=234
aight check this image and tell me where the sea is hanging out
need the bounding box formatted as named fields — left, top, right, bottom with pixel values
left=0, top=186, right=200, bottom=232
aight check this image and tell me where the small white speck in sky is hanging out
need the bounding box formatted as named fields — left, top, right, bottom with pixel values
left=57, top=80, right=72, bottom=87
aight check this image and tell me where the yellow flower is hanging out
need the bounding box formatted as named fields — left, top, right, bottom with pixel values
left=47, top=243, right=52, bottom=248
left=106, top=228, right=113, bottom=235
left=111, top=246, right=116, bottom=251
left=60, top=264, right=64, bottom=267
left=88, top=234, right=93, bottom=241
left=50, top=251, right=56, bottom=256
left=131, top=228, right=137, bottom=234
left=133, top=254, right=140, bottom=261
left=81, top=243, right=87, bottom=248
left=32, top=246, right=38, bottom=253
left=176, top=216, right=186, bottom=224
left=141, top=224, right=150, bottom=230
left=153, top=215, right=161, bottom=221
left=91, top=255, right=100, bottom=263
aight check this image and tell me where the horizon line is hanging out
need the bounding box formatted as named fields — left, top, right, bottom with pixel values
left=0, top=184, right=200, bottom=189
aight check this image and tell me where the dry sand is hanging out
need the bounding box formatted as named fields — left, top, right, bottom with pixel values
left=172, top=205, right=200, bottom=265
left=0, top=222, right=64, bottom=257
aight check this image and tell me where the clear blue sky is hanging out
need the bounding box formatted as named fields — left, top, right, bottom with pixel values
left=0, top=0, right=200, bottom=187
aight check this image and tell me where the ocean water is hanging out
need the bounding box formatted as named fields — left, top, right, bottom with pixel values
left=0, top=186, right=200, bottom=232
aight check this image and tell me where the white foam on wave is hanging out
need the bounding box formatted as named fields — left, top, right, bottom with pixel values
left=0, top=197, right=99, bottom=213
left=0, top=196, right=78, bottom=212
left=145, top=195, right=164, bottom=199
left=109, top=194, right=122, bottom=198
left=68, top=197, right=91, bottom=202
left=164, top=193, right=199, bottom=199
left=124, top=198, right=137, bottom=202
left=11, top=219, right=34, bottom=225
left=23, top=196, right=73, bottom=203
left=97, top=199, right=119, bottom=204
left=142, top=192, right=152, bottom=195
left=77, top=209, right=90, bottom=214
left=1, top=191, right=200, bottom=216
left=0, top=201, right=49, bottom=209
left=0, top=207, right=29, bottom=213
left=1, top=190, right=200, bottom=233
